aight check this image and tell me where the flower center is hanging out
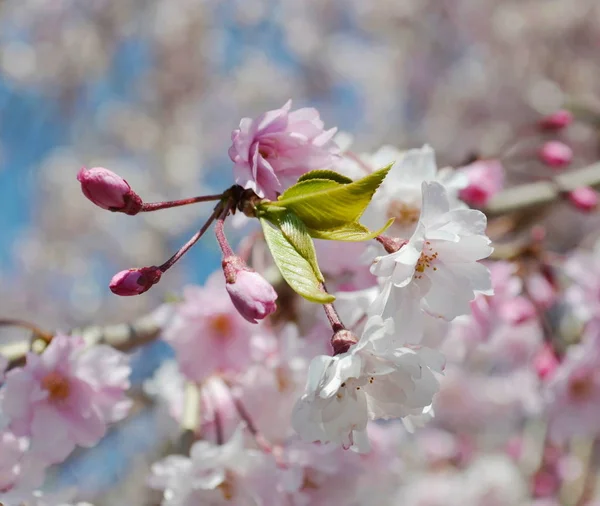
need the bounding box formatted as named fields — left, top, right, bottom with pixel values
left=387, top=200, right=420, bottom=225
left=414, top=241, right=439, bottom=278
left=210, top=313, right=232, bottom=338
left=275, top=366, right=291, bottom=392
left=41, top=371, right=71, bottom=402
left=218, top=476, right=234, bottom=500
left=568, top=373, right=594, bottom=401
left=258, top=141, right=278, bottom=160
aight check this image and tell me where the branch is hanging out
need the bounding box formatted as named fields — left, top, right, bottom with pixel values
left=3, top=306, right=173, bottom=371
left=484, top=162, right=600, bottom=217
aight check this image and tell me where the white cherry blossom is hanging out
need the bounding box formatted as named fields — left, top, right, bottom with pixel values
left=292, top=317, right=443, bottom=452
left=370, top=181, right=493, bottom=324
left=361, top=145, right=467, bottom=238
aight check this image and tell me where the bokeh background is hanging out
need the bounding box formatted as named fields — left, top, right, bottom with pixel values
left=1, top=0, right=600, bottom=503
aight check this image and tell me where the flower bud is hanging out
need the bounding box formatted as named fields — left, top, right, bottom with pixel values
left=331, top=329, right=358, bottom=355
left=567, top=186, right=598, bottom=212
left=77, top=166, right=143, bottom=214
left=222, top=256, right=277, bottom=323
left=533, top=344, right=559, bottom=381
left=538, top=141, right=573, bottom=168
left=458, top=159, right=504, bottom=207
left=539, top=110, right=573, bottom=131
left=109, top=266, right=162, bottom=296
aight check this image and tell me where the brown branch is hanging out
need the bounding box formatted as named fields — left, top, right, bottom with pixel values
left=484, top=162, right=600, bottom=217
left=2, top=307, right=172, bottom=371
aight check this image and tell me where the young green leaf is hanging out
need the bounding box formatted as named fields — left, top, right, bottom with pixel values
left=307, top=218, right=394, bottom=241
left=297, top=170, right=353, bottom=185
left=276, top=164, right=393, bottom=231
left=260, top=218, right=334, bottom=304
left=273, top=211, right=324, bottom=282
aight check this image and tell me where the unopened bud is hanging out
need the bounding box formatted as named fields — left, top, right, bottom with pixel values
left=458, top=159, right=504, bottom=207
left=538, top=141, right=573, bottom=168
left=539, top=110, right=573, bottom=131
left=331, top=329, right=358, bottom=355
left=533, top=344, right=559, bottom=381
left=222, top=256, right=277, bottom=323
left=109, top=266, right=162, bottom=296
left=567, top=186, right=598, bottom=212
left=77, top=167, right=143, bottom=215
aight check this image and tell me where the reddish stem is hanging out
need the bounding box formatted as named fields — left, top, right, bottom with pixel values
left=214, top=201, right=235, bottom=257
left=158, top=205, right=221, bottom=272
left=320, top=283, right=345, bottom=333
left=141, top=193, right=224, bottom=212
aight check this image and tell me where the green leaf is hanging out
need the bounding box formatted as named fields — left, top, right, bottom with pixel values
left=260, top=218, right=334, bottom=304
left=276, top=164, right=393, bottom=231
left=307, top=218, right=394, bottom=241
left=274, top=211, right=324, bottom=282
left=297, top=170, right=353, bottom=185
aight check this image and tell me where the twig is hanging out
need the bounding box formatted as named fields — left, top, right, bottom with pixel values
left=3, top=306, right=172, bottom=371
left=484, top=162, right=600, bottom=217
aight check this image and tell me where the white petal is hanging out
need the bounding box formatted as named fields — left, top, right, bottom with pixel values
left=420, top=181, right=450, bottom=226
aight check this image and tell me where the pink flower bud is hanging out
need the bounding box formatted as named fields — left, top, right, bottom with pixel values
left=458, top=159, right=504, bottom=206
left=539, top=110, right=573, bottom=131
left=533, top=343, right=559, bottom=381
left=109, top=266, right=162, bottom=296
left=77, top=166, right=143, bottom=214
left=538, top=141, right=573, bottom=168
left=567, top=186, right=598, bottom=212
left=222, top=257, right=277, bottom=323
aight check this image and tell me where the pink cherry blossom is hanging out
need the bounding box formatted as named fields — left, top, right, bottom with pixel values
left=228, top=100, right=339, bottom=200
left=544, top=327, right=600, bottom=443
left=163, top=272, right=275, bottom=383
left=0, top=334, right=131, bottom=463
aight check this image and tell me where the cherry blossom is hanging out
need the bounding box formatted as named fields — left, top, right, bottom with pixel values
left=149, top=424, right=276, bottom=506
left=361, top=145, right=467, bottom=238
left=544, top=325, right=600, bottom=443
left=0, top=334, right=131, bottom=463
left=370, top=181, right=493, bottom=325
left=228, top=100, right=339, bottom=200
left=162, top=273, right=275, bottom=383
left=292, top=317, right=443, bottom=452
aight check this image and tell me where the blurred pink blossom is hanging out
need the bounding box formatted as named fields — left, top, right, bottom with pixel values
left=163, top=272, right=275, bottom=383
left=544, top=329, right=600, bottom=443
left=0, top=335, right=131, bottom=463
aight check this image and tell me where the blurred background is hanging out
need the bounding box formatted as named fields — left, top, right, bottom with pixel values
left=1, top=0, right=600, bottom=503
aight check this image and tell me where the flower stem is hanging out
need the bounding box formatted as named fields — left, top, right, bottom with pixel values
left=214, top=200, right=236, bottom=257
left=320, top=283, right=345, bottom=333
left=233, top=397, right=273, bottom=454
left=140, top=193, right=224, bottom=212
left=158, top=204, right=221, bottom=272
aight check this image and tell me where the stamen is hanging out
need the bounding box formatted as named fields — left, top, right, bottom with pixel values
left=41, top=372, right=71, bottom=402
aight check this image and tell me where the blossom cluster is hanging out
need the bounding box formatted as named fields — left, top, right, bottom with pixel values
left=2, top=99, right=600, bottom=506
